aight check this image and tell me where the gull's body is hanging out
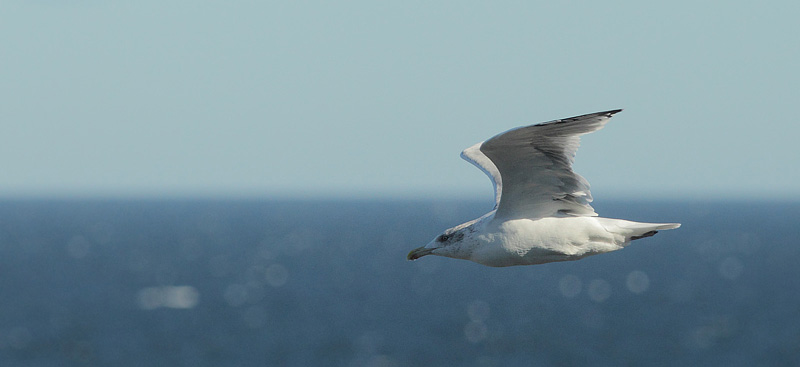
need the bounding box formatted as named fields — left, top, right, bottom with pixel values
left=408, top=110, right=680, bottom=267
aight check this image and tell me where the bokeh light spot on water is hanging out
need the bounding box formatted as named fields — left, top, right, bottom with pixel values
left=467, top=300, right=491, bottom=322
left=136, top=286, right=199, bottom=310
left=587, top=279, right=611, bottom=303
left=265, top=263, right=289, bottom=287
left=558, top=274, right=582, bottom=298
left=685, top=317, right=740, bottom=350
left=626, top=270, right=650, bottom=294
left=719, top=257, right=744, bottom=280
left=163, top=286, right=200, bottom=309
left=136, top=288, right=162, bottom=310
left=464, top=320, right=488, bottom=344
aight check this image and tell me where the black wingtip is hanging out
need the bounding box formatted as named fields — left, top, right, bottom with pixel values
left=530, top=109, right=624, bottom=128
left=569, top=109, right=623, bottom=121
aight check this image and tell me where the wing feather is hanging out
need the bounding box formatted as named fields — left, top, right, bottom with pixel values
left=460, top=143, right=501, bottom=210
left=472, top=109, right=621, bottom=219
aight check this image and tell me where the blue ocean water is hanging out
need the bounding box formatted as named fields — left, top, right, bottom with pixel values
left=0, top=200, right=798, bottom=366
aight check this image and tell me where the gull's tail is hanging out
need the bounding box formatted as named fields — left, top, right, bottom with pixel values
left=598, top=219, right=680, bottom=243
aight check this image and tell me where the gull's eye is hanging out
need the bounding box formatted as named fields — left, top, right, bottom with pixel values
left=437, top=234, right=449, bottom=242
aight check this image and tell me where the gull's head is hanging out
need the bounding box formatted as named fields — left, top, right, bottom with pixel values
left=407, top=227, right=469, bottom=261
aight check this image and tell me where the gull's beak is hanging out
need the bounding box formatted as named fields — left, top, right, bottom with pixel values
left=407, top=246, right=435, bottom=261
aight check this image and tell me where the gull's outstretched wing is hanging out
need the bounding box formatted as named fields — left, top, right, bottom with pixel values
left=463, top=110, right=621, bottom=220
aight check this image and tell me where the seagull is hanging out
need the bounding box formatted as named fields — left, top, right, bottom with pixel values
left=407, top=110, right=680, bottom=267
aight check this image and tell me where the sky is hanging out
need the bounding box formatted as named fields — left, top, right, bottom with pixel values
left=2, top=1, right=798, bottom=200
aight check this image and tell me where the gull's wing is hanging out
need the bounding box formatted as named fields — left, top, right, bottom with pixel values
left=461, top=142, right=502, bottom=210
left=463, top=110, right=621, bottom=220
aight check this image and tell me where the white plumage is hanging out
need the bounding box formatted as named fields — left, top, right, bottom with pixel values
left=408, top=110, right=680, bottom=267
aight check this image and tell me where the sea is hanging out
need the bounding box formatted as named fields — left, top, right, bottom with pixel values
left=0, top=199, right=797, bottom=366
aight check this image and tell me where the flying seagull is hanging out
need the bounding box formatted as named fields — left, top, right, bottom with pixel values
left=407, top=110, right=680, bottom=267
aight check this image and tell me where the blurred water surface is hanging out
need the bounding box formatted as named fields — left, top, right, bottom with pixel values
left=0, top=200, right=797, bottom=366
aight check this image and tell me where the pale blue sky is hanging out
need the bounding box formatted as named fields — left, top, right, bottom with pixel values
left=2, top=1, right=798, bottom=200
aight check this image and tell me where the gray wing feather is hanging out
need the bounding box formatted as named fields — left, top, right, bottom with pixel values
left=476, top=109, right=621, bottom=219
